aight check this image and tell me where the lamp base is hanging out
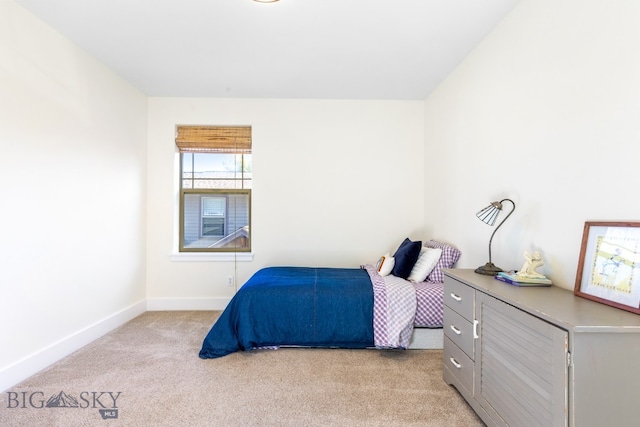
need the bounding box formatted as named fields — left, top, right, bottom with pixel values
left=475, top=262, right=503, bottom=276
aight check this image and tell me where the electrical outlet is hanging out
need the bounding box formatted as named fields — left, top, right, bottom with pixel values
left=227, top=276, right=233, bottom=286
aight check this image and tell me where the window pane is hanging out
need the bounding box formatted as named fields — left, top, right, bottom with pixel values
left=202, top=197, right=225, bottom=217
left=182, top=153, right=252, bottom=190
left=181, top=190, right=250, bottom=251
left=182, top=153, right=194, bottom=172
left=202, top=217, right=224, bottom=237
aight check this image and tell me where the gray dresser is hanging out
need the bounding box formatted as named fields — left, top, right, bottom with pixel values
left=443, top=269, right=640, bottom=427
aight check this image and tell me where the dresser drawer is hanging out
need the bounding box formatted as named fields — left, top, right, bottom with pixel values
left=444, top=307, right=474, bottom=359
left=443, top=336, right=473, bottom=396
left=444, top=276, right=474, bottom=320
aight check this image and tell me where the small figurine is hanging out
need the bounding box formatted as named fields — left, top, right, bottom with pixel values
left=516, top=251, right=548, bottom=280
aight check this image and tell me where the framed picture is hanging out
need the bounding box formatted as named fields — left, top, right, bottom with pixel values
left=574, top=221, right=640, bottom=314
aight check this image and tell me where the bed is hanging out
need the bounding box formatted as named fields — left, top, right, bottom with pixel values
left=199, top=239, right=460, bottom=359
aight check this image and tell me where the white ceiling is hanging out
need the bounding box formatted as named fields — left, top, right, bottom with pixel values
left=14, top=0, right=519, bottom=100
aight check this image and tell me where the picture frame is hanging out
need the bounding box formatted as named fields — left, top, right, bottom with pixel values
left=574, top=221, right=640, bottom=314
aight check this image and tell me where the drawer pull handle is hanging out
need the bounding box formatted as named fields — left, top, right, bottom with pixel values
left=450, top=293, right=462, bottom=302
left=449, top=357, right=462, bottom=369
left=473, top=319, right=479, bottom=339
left=450, top=325, right=462, bottom=335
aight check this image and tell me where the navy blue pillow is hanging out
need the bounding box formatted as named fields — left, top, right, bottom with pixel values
left=391, top=238, right=422, bottom=279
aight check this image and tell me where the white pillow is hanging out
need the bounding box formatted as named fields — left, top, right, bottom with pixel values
left=407, top=247, right=442, bottom=282
left=376, top=253, right=395, bottom=276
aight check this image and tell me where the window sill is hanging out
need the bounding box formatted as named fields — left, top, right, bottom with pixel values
left=170, top=252, right=254, bottom=262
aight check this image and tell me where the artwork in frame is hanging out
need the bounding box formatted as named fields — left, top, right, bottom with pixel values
left=574, top=221, right=640, bottom=314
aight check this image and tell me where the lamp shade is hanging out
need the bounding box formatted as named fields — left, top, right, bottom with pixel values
left=476, top=201, right=504, bottom=226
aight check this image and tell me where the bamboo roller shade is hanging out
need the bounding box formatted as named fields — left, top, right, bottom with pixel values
left=175, top=125, right=252, bottom=153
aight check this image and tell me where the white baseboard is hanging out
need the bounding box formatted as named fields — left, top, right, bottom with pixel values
left=146, top=297, right=230, bottom=311
left=0, top=300, right=146, bottom=393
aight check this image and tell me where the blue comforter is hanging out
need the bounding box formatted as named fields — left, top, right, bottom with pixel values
left=199, top=267, right=374, bottom=359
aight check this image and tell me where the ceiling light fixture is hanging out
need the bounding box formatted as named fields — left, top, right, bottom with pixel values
left=254, top=0, right=279, bottom=3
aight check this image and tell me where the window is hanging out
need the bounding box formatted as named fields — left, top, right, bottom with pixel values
left=202, top=196, right=226, bottom=236
left=176, top=126, right=251, bottom=252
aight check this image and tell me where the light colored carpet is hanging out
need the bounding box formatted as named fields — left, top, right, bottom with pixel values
left=0, top=311, right=483, bottom=426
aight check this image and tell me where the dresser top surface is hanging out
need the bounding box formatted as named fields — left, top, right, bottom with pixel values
left=444, top=269, right=640, bottom=332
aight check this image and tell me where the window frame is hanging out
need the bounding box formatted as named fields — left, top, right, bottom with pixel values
left=175, top=125, right=252, bottom=255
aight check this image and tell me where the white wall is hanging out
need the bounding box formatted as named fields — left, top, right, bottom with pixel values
left=424, top=0, right=640, bottom=290
left=0, top=1, right=148, bottom=391
left=147, top=98, right=425, bottom=306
